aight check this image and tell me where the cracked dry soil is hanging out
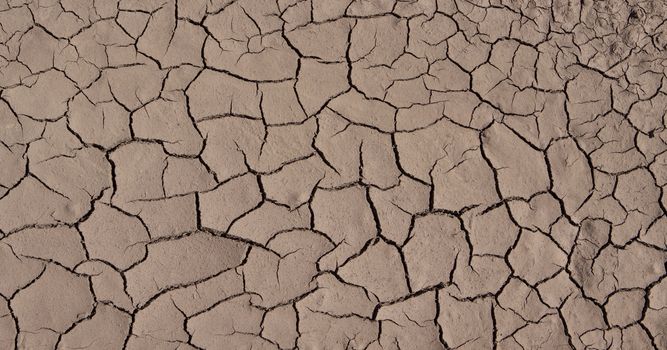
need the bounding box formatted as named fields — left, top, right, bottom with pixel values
left=0, top=0, right=667, bottom=349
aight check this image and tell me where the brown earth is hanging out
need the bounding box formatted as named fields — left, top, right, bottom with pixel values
left=1, top=0, right=667, bottom=349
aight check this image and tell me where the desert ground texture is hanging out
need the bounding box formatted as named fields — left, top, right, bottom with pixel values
left=0, top=0, right=667, bottom=349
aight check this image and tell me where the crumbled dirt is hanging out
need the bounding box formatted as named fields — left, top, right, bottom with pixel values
left=0, top=0, right=666, bottom=349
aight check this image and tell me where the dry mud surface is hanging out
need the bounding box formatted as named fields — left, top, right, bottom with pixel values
left=1, top=0, right=667, bottom=349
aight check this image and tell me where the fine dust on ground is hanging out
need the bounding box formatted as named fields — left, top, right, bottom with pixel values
left=0, top=0, right=667, bottom=349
